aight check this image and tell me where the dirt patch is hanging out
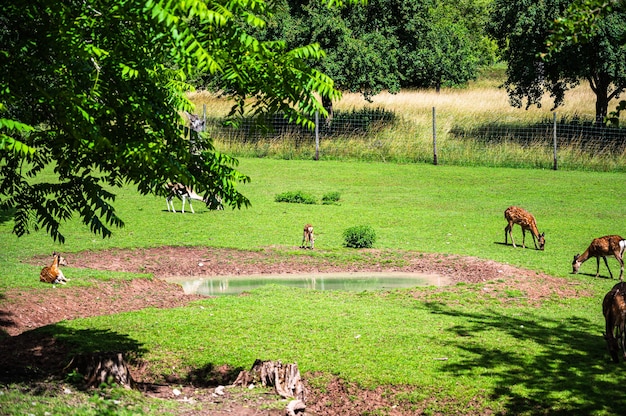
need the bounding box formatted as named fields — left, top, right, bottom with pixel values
left=0, top=246, right=589, bottom=415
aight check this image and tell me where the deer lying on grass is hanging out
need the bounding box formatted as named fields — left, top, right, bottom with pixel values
left=504, top=206, right=545, bottom=250
left=40, top=252, right=69, bottom=284
left=165, top=182, right=223, bottom=213
left=301, top=224, right=314, bottom=249
left=572, top=235, right=626, bottom=280
left=603, top=282, right=626, bottom=363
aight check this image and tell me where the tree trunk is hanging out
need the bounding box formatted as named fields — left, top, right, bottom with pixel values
left=232, top=359, right=306, bottom=401
left=590, top=72, right=612, bottom=126
left=65, top=352, right=135, bottom=389
left=595, top=90, right=610, bottom=126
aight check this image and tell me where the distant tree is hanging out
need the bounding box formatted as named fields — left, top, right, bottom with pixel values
left=258, top=0, right=493, bottom=113
left=403, top=1, right=490, bottom=92
left=0, top=0, right=347, bottom=242
left=488, top=0, right=626, bottom=124
left=547, top=0, right=626, bottom=123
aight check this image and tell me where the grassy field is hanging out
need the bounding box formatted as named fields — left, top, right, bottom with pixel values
left=2, top=156, right=626, bottom=414
left=3, top=72, right=626, bottom=414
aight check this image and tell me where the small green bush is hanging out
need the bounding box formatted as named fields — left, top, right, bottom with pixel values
left=274, top=191, right=317, bottom=204
left=343, top=225, right=376, bottom=248
left=321, top=191, right=341, bottom=205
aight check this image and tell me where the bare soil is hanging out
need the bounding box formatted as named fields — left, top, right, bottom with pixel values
left=0, top=246, right=588, bottom=415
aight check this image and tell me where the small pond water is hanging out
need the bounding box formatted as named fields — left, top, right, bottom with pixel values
left=167, top=272, right=450, bottom=296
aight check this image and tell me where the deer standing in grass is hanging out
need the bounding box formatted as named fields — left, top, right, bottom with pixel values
left=165, top=182, right=223, bottom=213
left=603, top=282, right=626, bottom=363
left=301, top=224, right=314, bottom=249
left=572, top=235, right=626, bottom=280
left=40, top=252, right=69, bottom=284
left=504, top=206, right=545, bottom=250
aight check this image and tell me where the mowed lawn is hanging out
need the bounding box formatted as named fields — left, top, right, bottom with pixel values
left=2, top=158, right=626, bottom=414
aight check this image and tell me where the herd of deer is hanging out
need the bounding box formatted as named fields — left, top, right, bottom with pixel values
left=505, top=205, right=626, bottom=364
left=37, top=201, right=626, bottom=363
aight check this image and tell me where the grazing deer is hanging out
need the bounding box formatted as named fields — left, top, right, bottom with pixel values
left=301, top=224, right=314, bottom=249
left=40, top=252, right=69, bottom=284
left=504, top=206, right=545, bottom=250
left=572, top=235, right=626, bottom=280
left=603, top=282, right=626, bottom=363
left=165, top=182, right=223, bottom=213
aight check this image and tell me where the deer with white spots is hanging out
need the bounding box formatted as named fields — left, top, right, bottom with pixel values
left=572, top=235, right=626, bottom=280
left=504, top=206, right=545, bottom=250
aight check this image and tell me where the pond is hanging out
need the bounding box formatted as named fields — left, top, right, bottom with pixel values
left=166, top=272, right=450, bottom=296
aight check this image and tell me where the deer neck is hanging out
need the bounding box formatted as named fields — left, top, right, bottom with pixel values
left=49, top=255, right=60, bottom=273
left=528, top=222, right=540, bottom=238
left=577, top=249, right=591, bottom=264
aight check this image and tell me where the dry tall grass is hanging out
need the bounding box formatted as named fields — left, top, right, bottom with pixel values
left=188, top=80, right=625, bottom=171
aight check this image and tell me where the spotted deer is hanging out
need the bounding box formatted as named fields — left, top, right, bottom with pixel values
left=301, top=224, right=314, bottom=249
left=40, top=252, right=69, bottom=284
left=504, top=206, right=545, bottom=250
left=603, top=282, right=626, bottom=363
left=165, top=182, right=223, bottom=213
left=572, top=235, right=626, bottom=280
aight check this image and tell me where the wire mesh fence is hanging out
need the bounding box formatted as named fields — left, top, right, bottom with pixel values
left=200, top=107, right=626, bottom=171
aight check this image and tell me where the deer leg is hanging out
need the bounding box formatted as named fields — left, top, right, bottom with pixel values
left=166, top=196, right=176, bottom=212
left=602, top=256, right=614, bottom=279
left=619, top=256, right=624, bottom=281
left=530, top=232, right=538, bottom=250
left=188, top=199, right=195, bottom=214
left=521, top=228, right=527, bottom=249
left=505, top=224, right=516, bottom=247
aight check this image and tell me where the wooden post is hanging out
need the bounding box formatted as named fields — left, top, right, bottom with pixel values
left=553, top=112, right=558, bottom=170
left=315, top=111, right=320, bottom=161
left=432, top=107, right=438, bottom=165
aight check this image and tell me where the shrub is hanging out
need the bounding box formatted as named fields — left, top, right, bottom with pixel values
left=321, top=191, right=341, bottom=205
left=343, top=225, right=376, bottom=248
left=274, top=191, right=317, bottom=204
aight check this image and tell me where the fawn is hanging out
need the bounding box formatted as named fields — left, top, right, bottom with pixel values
left=301, top=224, right=314, bottom=249
left=504, top=206, right=545, bottom=250
left=40, top=252, right=69, bottom=284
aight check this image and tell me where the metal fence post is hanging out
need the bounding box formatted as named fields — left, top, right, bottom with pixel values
left=553, top=112, right=558, bottom=170
left=432, top=107, right=438, bottom=165
left=315, top=111, right=320, bottom=161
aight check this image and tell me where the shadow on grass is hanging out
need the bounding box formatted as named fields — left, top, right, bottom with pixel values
left=424, top=301, right=623, bottom=415
left=0, top=325, right=146, bottom=384
left=0, top=207, right=16, bottom=226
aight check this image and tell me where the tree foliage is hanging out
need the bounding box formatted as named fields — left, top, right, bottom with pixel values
left=488, top=0, right=626, bottom=124
left=0, top=0, right=345, bottom=242
left=256, top=0, right=494, bottom=105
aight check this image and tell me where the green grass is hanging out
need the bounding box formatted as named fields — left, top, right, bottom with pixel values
left=3, top=158, right=626, bottom=414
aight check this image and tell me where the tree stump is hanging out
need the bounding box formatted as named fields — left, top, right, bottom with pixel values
left=232, top=359, right=306, bottom=401
left=65, top=352, right=135, bottom=389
